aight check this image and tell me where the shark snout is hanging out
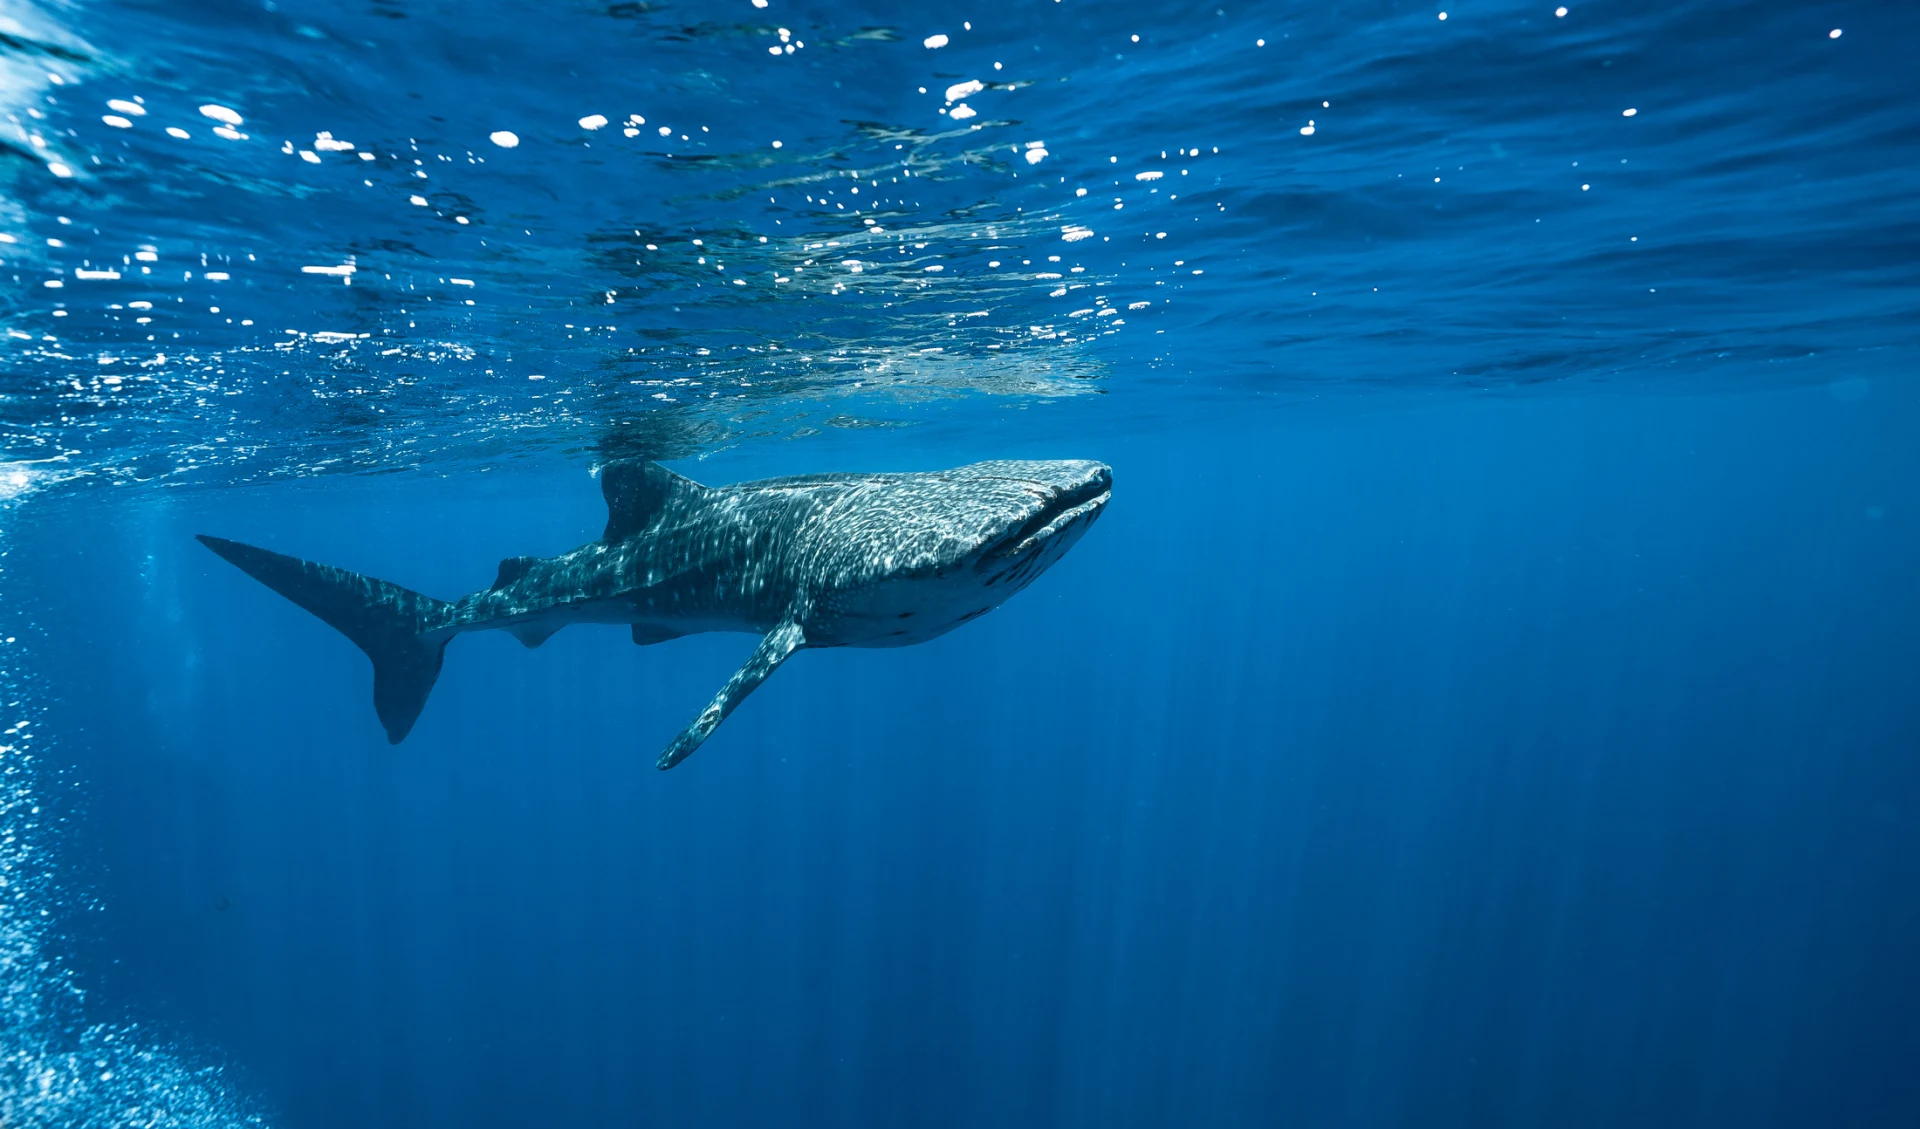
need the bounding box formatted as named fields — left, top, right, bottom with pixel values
left=1043, top=458, right=1110, bottom=491
left=978, top=461, right=1112, bottom=566
left=1037, top=461, right=1112, bottom=519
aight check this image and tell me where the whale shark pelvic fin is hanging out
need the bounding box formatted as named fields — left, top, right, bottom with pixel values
left=195, top=535, right=451, bottom=744
left=656, top=620, right=805, bottom=771
left=601, top=461, right=709, bottom=543
left=506, top=622, right=562, bottom=648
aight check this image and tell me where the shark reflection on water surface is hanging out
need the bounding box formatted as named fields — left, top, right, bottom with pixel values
left=198, top=459, right=1112, bottom=769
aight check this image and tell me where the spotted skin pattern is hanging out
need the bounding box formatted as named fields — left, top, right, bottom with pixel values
left=198, top=459, right=1111, bottom=769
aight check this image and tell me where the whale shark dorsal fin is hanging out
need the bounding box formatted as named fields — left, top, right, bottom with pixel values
left=600, top=460, right=708, bottom=543
left=657, top=621, right=805, bottom=770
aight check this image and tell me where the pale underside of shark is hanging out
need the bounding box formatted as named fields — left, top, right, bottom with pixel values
left=198, top=458, right=1111, bottom=769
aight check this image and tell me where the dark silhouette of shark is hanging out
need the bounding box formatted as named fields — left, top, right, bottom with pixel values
left=198, top=459, right=1111, bottom=769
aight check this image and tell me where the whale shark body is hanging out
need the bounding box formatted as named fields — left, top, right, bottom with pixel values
left=198, top=458, right=1111, bottom=769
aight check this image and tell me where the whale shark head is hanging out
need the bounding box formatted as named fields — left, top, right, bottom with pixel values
left=964, top=459, right=1113, bottom=584
left=802, top=458, right=1112, bottom=645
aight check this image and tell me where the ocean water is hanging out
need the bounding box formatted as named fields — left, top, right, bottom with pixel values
left=2, top=0, right=1917, bottom=1126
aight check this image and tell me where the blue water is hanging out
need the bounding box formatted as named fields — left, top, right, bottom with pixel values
left=2, top=0, right=1917, bottom=1125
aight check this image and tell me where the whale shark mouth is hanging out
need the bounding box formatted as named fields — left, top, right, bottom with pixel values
left=981, top=474, right=1112, bottom=565
left=1006, top=491, right=1108, bottom=557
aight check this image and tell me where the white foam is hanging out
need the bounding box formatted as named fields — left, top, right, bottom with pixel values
left=197, top=103, right=242, bottom=125
left=0, top=462, right=41, bottom=500
left=0, top=594, right=265, bottom=1124
left=490, top=130, right=520, bottom=148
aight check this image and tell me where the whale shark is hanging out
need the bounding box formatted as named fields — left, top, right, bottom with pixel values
left=197, top=458, right=1111, bottom=769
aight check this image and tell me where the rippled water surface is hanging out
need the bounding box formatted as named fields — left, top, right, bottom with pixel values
left=2, top=0, right=1917, bottom=1125
left=2, top=0, right=1911, bottom=483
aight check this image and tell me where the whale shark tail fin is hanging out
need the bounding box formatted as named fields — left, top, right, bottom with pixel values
left=196, top=535, right=453, bottom=744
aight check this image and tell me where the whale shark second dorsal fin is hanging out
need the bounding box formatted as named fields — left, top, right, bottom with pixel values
left=492, top=555, right=538, bottom=590
left=600, top=460, right=708, bottom=543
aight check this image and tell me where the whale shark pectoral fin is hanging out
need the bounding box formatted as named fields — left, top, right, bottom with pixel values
left=656, top=621, right=805, bottom=771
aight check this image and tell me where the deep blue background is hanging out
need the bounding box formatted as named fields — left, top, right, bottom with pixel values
left=13, top=379, right=1918, bottom=1128
left=6, top=1, right=1919, bottom=1120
